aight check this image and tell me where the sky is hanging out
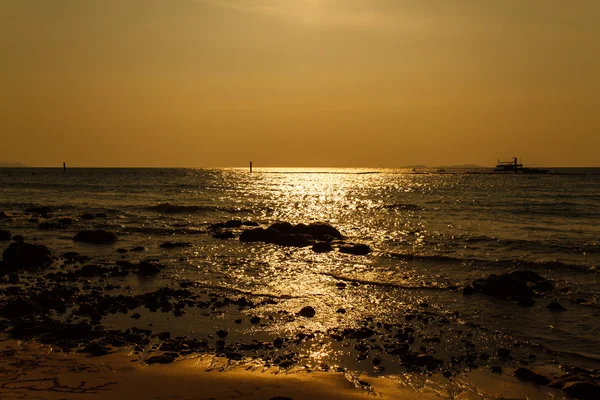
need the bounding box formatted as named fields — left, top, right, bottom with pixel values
left=1, top=0, right=599, bottom=167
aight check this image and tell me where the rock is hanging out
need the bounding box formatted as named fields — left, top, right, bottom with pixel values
left=117, top=248, right=128, bottom=254
left=298, top=306, right=316, bottom=318
left=137, top=261, right=162, bottom=276
left=0, top=211, right=9, bottom=219
left=562, top=381, right=600, bottom=399
left=81, top=213, right=96, bottom=220
left=2, top=242, right=54, bottom=270
left=147, top=354, right=177, bottom=364
left=239, top=228, right=273, bottom=243
left=271, top=234, right=312, bottom=247
left=0, top=297, right=36, bottom=319
left=533, top=280, right=555, bottom=293
left=299, top=223, right=343, bottom=240
left=463, top=286, right=476, bottom=295
left=546, top=302, right=567, bottom=312
left=490, top=366, right=502, bottom=374
left=12, top=235, right=24, bottom=242
left=131, top=246, right=146, bottom=252
left=73, top=230, right=117, bottom=244
left=250, top=316, right=260, bottom=324
left=242, top=221, right=259, bottom=227
left=39, top=222, right=66, bottom=230
left=96, top=213, right=108, bottom=218
left=159, top=241, right=191, bottom=249
left=498, top=348, right=511, bottom=359
left=216, top=329, right=228, bottom=338
left=26, top=206, right=53, bottom=215
left=131, top=313, right=141, bottom=319
left=212, top=231, right=235, bottom=240
left=400, top=352, right=443, bottom=368
left=80, top=343, right=111, bottom=356
left=514, top=367, right=551, bottom=386
left=339, top=244, right=371, bottom=255
left=472, top=274, right=533, bottom=298
left=0, top=230, right=10, bottom=241
left=509, top=270, right=547, bottom=283
left=312, top=242, right=333, bottom=253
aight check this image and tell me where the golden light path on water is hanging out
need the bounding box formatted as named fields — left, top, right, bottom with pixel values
left=200, top=168, right=440, bottom=370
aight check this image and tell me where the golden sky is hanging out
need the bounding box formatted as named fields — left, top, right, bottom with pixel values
left=1, top=0, right=599, bottom=167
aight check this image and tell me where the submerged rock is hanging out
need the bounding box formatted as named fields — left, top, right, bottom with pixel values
left=312, top=242, right=334, bottom=253
left=514, top=367, right=551, bottom=386
left=298, top=306, right=316, bottom=318
left=239, top=222, right=342, bottom=247
left=2, top=242, right=54, bottom=270
left=472, top=274, right=533, bottom=298
left=73, top=230, right=117, bottom=244
left=160, top=241, right=191, bottom=249
left=339, top=244, right=371, bottom=255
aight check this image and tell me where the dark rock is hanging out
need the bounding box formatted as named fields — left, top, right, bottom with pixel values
left=298, top=306, right=316, bottom=318
left=212, top=231, right=235, bottom=240
left=299, top=223, right=343, bottom=240
left=463, top=286, right=476, bottom=295
left=514, top=367, right=551, bottom=386
left=26, top=206, right=53, bottom=215
left=490, top=366, right=502, bottom=374
left=400, top=352, right=443, bottom=368
left=344, top=327, right=374, bottom=339
left=533, top=280, right=555, bottom=293
left=216, top=329, right=228, bottom=338
left=312, top=242, right=334, bottom=253
left=0, top=230, right=10, bottom=241
left=80, top=343, right=111, bottom=356
left=250, top=316, right=260, bottom=324
left=0, top=211, right=9, bottom=219
left=131, top=246, right=146, bottom=252
left=472, top=274, right=533, bottom=298
left=160, top=241, right=191, bottom=249
left=509, top=270, right=547, bottom=283
left=224, top=220, right=243, bottom=228
left=137, top=261, right=162, bottom=276
left=239, top=228, right=276, bottom=243
left=546, top=302, right=567, bottom=312
left=147, top=354, right=177, bottom=364
left=0, top=297, right=35, bottom=319
left=12, top=235, right=24, bottom=242
left=562, top=380, right=600, bottom=400
left=81, top=213, right=96, bottom=220
left=336, top=308, right=346, bottom=314
left=242, top=221, right=259, bottom=227
left=39, top=222, right=66, bottom=230
left=271, top=234, right=312, bottom=247
left=131, top=313, right=141, bottom=319
left=73, top=230, right=117, bottom=244
left=95, top=213, right=108, bottom=218
left=498, top=348, right=511, bottom=358
left=2, top=242, right=54, bottom=270
left=117, top=248, right=128, bottom=254
left=339, top=244, right=371, bottom=255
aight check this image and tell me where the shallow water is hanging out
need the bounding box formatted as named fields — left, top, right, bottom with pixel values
left=1, top=167, right=599, bottom=373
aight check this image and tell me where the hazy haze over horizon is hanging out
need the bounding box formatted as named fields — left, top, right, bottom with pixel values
left=1, top=0, right=599, bottom=168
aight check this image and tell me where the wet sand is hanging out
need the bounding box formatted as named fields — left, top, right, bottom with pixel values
left=0, top=338, right=567, bottom=400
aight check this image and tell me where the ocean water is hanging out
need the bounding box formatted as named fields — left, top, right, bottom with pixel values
left=1, top=167, right=599, bottom=374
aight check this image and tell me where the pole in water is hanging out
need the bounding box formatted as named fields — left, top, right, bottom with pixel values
left=63, top=162, right=66, bottom=172
left=250, top=161, right=253, bottom=173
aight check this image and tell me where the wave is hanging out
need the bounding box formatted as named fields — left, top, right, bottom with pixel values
left=320, top=272, right=452, bottom=291
left=388, top=252, right=595, bottom=273
left=147, top=203, right=249, bottom=214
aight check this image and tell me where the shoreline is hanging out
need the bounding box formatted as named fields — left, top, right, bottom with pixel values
left=0, top=338, right=568, bottom=400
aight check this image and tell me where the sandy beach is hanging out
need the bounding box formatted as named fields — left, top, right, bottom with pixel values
left=0, top=337, right=570, bottom=400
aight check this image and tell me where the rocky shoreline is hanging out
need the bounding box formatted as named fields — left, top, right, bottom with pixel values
left=1, top=208, right=600, bottom=399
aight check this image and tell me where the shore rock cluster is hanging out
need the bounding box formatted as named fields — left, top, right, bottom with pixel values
left=0, top=210, right=598, bottom=399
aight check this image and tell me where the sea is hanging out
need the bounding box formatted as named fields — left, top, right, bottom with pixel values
left=1, top=167, right=599, bottom=377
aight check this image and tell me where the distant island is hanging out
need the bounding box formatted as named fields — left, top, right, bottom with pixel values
left=0, top=162, right=27, bottom=168
left=403, top=164, right=487, bottom=169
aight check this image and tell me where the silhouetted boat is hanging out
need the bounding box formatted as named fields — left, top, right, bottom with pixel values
left=493, top=157, right=549, bottom=174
